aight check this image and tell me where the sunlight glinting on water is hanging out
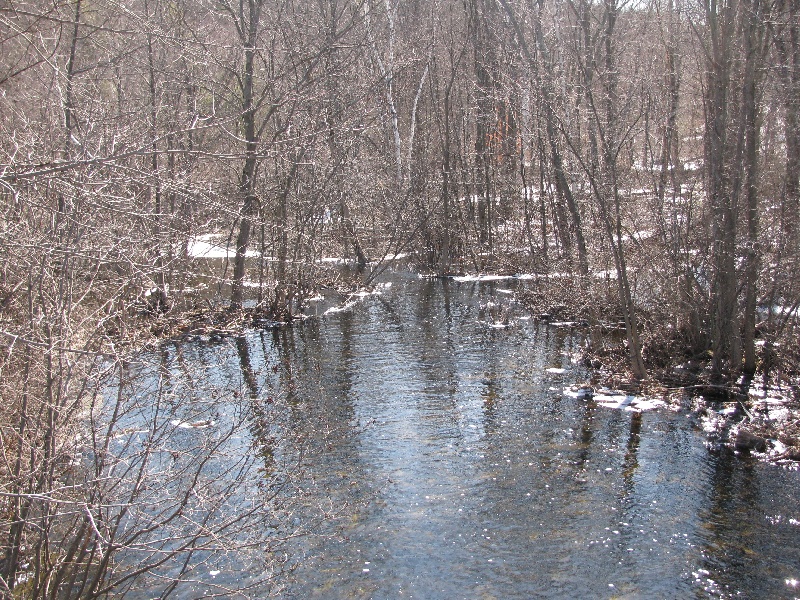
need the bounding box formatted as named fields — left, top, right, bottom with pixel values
left=125, top=273, right=800, bottom=599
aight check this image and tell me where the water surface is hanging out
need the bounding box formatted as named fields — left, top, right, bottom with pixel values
left=133, top=274, right=800, bottom=599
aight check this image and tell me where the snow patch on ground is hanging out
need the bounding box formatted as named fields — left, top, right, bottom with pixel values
left=379, top=252, right=410, bottom=261
left=453, top=274, right=516, bottom=282
left=171, top=419, right=215, bottom=429
left=772, top=305, right=799, bottom=317
left=483, top=321, right=514, bottom=329
left=188, top=234, right=261, bottom=259
left=683, top=160, right=703, bottom=171
left=448, top=272, right=619, bottom=283
left=746, top=379, right=794, bottom=422
left=324, top=301, right=359, bottom=315
left=318, top=257, right=356, bottom=265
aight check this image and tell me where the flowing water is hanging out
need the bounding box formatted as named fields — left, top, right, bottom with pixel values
left=126, top=272, right=800, bottom=599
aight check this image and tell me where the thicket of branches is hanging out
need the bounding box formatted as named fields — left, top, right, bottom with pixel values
left=1, top=0, right=799, bottom=595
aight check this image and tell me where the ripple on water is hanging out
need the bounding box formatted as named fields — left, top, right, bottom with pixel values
left=128, top=274, right=800, bottom=599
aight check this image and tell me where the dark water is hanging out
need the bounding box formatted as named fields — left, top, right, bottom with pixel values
left=127, top=273, right=800, bottom=599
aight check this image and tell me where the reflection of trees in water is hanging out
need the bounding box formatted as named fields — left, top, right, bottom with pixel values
left=574, top=398, right=597, bottom=471
left=235, top=335, right=259, bottom=399
left=415, top=279, right=461, bottom=415
left=266, top=307, right=372, bottom=541
left=235, top=334, right=277, bottom=476
left=697, top=451, right=764, bottom=596
left=34, top=345, right=299, bottom=600
left=621, top=411, right=642, bottom=488
left=481, top=373, right=501, bottom=432
left=270, top=327, right=299, bottom=406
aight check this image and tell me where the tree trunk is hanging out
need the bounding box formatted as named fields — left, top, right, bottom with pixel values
left=602, top=0, right=646, bottom=379
left=742, top=0, right=766, bottom=373
left=777, top=0, right=800, bottom=256
left=231, top=0, right=261, bottom=310
left=145, top=0, right=166, bottom=294
left=528, top=0, right=589, bottom=276
left=657, top=0, right=681, bottom=242
left=705, top=0, right=740, bottom=375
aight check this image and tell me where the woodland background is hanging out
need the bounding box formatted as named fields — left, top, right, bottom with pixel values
left=1, top=0, right=799, bottom=595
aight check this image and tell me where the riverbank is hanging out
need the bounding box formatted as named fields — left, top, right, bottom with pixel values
left=513, top=273, right=800, bottom=464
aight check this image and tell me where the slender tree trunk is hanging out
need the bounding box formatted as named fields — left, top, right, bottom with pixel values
left=145, top=0, right=166, bottom=294
left=522, top=0, right=589, bottom=276
left=440, top=83, right=454, bottom=275
left=705, top=0, right=740, bottom=375
left=777, top=0, right=800, bottom=253
left=603, top=0, right=646, bottom=378
left=231, top=0, right=261, bottom=310
left=742, top=0, right=766, bottom=373
left=657, top=0, right=681, bottom=242
left=471, top=0, right=493, bottom=251
left=273, top=163, right=298, bottom=319
left=536, top=126, right=551, bottom=264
